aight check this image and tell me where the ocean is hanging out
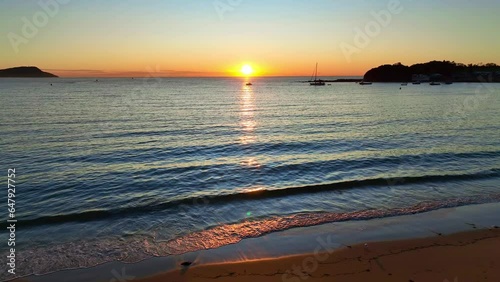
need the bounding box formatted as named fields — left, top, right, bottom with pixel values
left=1, top=77, right=499, bottom=279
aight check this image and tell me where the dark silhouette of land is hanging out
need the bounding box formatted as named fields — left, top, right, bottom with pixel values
left=300, top=78, right=363, bottom=83
left=364, top=61, right=500, bottom=83
left=0, top=66, right=58, bottom=78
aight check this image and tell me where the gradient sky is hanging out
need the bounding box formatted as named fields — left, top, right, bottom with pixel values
left=1, top=0, right=499, bottom=77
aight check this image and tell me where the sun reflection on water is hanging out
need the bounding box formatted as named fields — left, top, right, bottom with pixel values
left=239, top=83, right=262, bottom=169
left=240, top=157, right=261, bottom=168
left=242, top=185, right=265, bottom=194
left=239, top=83, right=258, bottom=144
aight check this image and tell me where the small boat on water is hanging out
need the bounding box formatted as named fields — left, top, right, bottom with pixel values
left=412, top=81, right=421, bottom=85
left=310, top=80, right=326, bottom=86
left=401, top=83, right=408, bottom=86
left=246, top=82, right=252, bottom=86
left=445, top=81, right=453, bottom=85
left=359, top=81, right=372, bottom=85
left=430, top=82, right=441, bottom=86
left=309, top=63, right=325, bottom=86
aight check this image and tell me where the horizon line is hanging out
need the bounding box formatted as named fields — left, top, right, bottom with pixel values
left=27, top=75, right=365, bottom=79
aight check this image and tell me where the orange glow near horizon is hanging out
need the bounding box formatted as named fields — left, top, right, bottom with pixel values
left=46, top=64, right=361, bottom=78
left=225, top=63, right=265, bottom=78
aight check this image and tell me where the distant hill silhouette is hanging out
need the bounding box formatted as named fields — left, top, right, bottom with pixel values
left=363, top=61, right=500, bottom=82
left=0, top=66, right=58, bottom=78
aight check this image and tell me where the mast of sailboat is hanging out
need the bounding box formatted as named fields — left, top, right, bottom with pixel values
left=311, top=62, right=319, bottom=81
left=314, top=62, right=318, bottom=81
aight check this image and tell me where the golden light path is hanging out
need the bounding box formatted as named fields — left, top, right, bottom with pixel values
left=238, top=83, right=264, bottom=208
left=239, top=84, right=257, bottom=145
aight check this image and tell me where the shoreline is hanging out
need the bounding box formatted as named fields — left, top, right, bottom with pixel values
left=134, top=228, right=500, bottom=282
left=10, top=202, right=500, bottom=282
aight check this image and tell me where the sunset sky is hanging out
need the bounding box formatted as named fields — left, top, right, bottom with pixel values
left=1, top=0, right=499, bottom=77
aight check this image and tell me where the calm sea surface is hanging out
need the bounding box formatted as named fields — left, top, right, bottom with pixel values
left=1, top=77, right=499, bottom=277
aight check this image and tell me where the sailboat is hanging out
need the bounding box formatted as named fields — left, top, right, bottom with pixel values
left=309, top=63, right=326, bottom=86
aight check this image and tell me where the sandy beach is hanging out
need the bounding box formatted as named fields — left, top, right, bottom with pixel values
left=133, top=228, right=500, bottom=282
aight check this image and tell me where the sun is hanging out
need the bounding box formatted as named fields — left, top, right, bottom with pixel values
left=241, top=64, right=254, bottom=76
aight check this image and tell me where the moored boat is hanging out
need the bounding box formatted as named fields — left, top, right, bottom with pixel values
left=309, top=63, right=326, bottom=86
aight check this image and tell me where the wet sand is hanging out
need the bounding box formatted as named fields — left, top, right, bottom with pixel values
left=133, top=228, right=500, bottom=282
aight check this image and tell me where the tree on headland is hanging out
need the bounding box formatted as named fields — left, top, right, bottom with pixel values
left=364, top=63, right=411, bottom=82
left=363, top=61, right=500, bottom=82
